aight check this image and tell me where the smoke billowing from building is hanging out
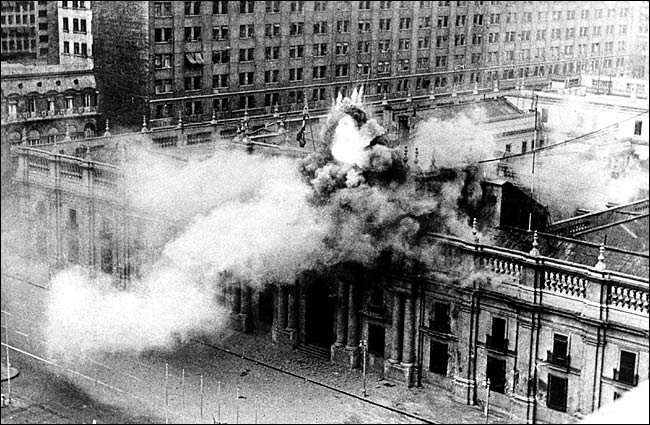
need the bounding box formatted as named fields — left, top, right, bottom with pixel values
left=46, top=88, right=487, bottom=356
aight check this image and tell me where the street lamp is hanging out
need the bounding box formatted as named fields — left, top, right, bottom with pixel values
left=359, top=339, right=368, bottom=397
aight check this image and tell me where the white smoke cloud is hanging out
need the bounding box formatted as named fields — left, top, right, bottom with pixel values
left=46, top=266, right=223, bottom=357
left=46, top=148, right=330, bottom=356
left=410, top=111, right=495, bottom=169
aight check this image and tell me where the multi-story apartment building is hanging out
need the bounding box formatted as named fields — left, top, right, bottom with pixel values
left=57, top=0, right=92, bottom=64
left=0, top=0, right=54, bottom=62
left=1, top=1, right=93, bottom=65
left=90, top=1, right=638, bottom=129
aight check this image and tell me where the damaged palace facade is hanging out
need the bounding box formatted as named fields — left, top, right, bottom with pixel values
left=9, top=119, right=649, bottom=424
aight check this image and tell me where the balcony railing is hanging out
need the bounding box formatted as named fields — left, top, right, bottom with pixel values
left=613, top=368, right=639, bottom=387
left=546, top=351, right=571, bottom=369
left=486, top=334, right=509, bottom=353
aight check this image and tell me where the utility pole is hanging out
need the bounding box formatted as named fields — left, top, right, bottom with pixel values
left=359, top=339, right=368, bottom=397
left=529, top=93, right=539, bottom=231
left=3, top=311, right=11, bottom=406
left=200, top=374, right=204, bottom=419
left=165, top=363, right=169, bottom=424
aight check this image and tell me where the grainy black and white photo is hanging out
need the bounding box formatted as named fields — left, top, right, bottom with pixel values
left=1, top=1, right=648, bottom=424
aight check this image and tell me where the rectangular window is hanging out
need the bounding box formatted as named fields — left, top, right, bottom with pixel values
left=430, top=302, right=451, bottom=333
left=336, top=20, right=350, bottom=33
left=429, top=341, right=448, bottom=375
left=73, top=18, right=79, bottom=32
left=335, top=64, right=349, bottom=77
left=289, top=67, right=303, bottom=81
left=358, top=40, right=371, bottom=53
left=379, top=18, right=391, bottom=31
left=289, top=45, right=304, bottom=58
left=617, top=351, right=637, bottom=385
left=73, top=42, right=80, bottom=55
left=213, top=74, right=229, bottom=88
left=239, top=48, right=255, bottom=62
left=213, top=26, right=229, bottom=40
left=184, top=1, right=200, bottom=15
left=368, top=324, right=385, bottom=357
left=547, top=374, right=568, bottom=412
left=155, top=28, right=173, bottom=42
left=81, top=43, right=88, bottom=56
left=184, top=26, right=202, bottom=42
left=213, top=1, right=228, bottom=14
left=399, top=17, right=411, bottom=30
left=265, top=46, right=280, bottom=60
left=63, top=41, right=70, bottom=54
left=290, top=22, right=304, bottom=36
left=212, top=49, right=230, bottom=63
left=239, top=24, right=255, bottom=38
left=80, top=19, right=86, bottom=33
left=313, top=43, right=328, bottom=56
left=312, top=65, right=327, bottom=79
left=264, top=92, right=280, bottom=107
left=239, top=71, right=255, bottom=86
left=264, top=69, right=279, bottom=83
left=314, top=21, right=328, bottom=34
left=184, top=75, right=201, bottom=91
left=265, top=1, right=280, bottom=13
left=486, top=356, right=506, bottom=393
left=634, top=121, right=643, bottom=136
left=63, top=17, right=69, bottom=32
left=239, top=0, right=254, bottom=13
left=290, top=1, right=304, bottom=12
left=154, top=2, right=172, bottom=16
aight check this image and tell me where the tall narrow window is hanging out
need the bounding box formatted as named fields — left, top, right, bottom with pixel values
left=429, top=341, right=448, bottom=375
left=547, top=374, right=568, bottom=412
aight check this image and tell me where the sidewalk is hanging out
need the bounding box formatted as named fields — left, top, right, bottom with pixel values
left=212, top=331, right=511, bottom=424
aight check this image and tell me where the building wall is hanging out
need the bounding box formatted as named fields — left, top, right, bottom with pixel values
left=1, top=1, right=41, bottom=61
left=57, top=0, right=92, bottom=64
left=92, top=0, right=151, bottom=128
left=89, top=1, right=638, bottom=130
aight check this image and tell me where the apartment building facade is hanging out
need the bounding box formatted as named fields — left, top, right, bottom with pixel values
left=89, top=1, right=639, bottom=129
left=0, top=0, right=54, bottom=62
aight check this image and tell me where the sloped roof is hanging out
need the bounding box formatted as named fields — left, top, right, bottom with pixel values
left=487, top=226, right=649, bottom=278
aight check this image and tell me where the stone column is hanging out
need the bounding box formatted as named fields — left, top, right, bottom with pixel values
left=240, top=284, right=252, bottom=315
left=232, top=283, right=241, bottom=314
left=276, top=286, right=288, bottom=330
left=334, top=281, right=349, bottom=347
left=401, top=294, right=416, bottom=366
left=287, top=285, right=297, bottom=331
left=346, top=282, right=359, bottom=349
left=238, top=283, right=252, bottom=333
left=389, top=292, right=404, bottom=364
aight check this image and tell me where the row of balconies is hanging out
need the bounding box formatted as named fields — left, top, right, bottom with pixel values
left=2, top=106, right=97, bottom=123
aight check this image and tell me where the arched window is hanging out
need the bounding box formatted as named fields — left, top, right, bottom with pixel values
left=9, top=131, right=22, bottom=145
left=84, top=123, right=95, bottom=138
left=47, top=127, right=59, bottom=144
left=27, top=129, right=41, bottom=146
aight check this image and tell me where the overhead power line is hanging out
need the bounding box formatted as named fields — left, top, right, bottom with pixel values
left=478, top=109, right=649, bottom=164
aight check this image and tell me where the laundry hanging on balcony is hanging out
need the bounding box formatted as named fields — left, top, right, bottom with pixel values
left=185, top=52, right=204, bottom=66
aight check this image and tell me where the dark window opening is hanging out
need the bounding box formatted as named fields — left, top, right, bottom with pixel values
left=368, top=324, right=385, bottom=357
left=486, top=356, right=506, bottom=393
left=430, top=302, right=451, bottom=333
left=615, top=351, right=637, bottom=386
left=429, top=340, right=448, bottom=375
left=634, top=120, right=642, bottom=136
left=547, top=374, right=568, bottom=412
left=101, top=247, right=113, bottom=274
